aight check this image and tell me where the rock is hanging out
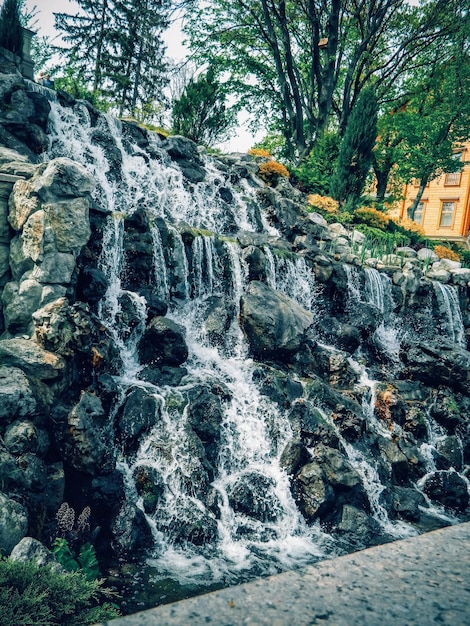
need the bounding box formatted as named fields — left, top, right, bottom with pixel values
left=117, top=387, right=161, bottom=451
left=10, top=537, right=60, bottom=570
left=139, top=365, right=188, bottom=386
left=228, top=472, right=281, bottom=522
left=417, top=248, right=439, bottom=262
left=157, top=501, right=218, bottom=546
left=280, top=441, right=310, bottom=475
left=435, top=436, right=463, bottom=471
left=133, top=466, right=165, bottom=514
left=402, top=340, right=470, bottom=395
left=138, top=316, right=188, bottom=366
left=239, top=280, right=313, bottom=361
left=0, top=493, right=28, bottom=554
left=0, top=366, right=36, bottom=423
left=396, top=247, right=417, bottom=258
left=294, top=462, right=335, bottom=522
left=390, top=486, right=428, bottom=522
left=201, top=295, right=234, bottom=346
left=43, top=197, right=91, bottom=253
left=110, top=501, right=154, bottom=558
left=4, top=420, right=39, bottom=455
left=2, top=278, right=42, bottom=334
left=335, top=504, right=385, bottom=548
left=0, top=338, right=66, bottom=380
left=57, top=392, right=114, bottom=474
left=33, top=157, right=95, bottom=200
left=242, top=245, right=268, bottom=282
left=8, top=178, right=40, bottom=231
left=317, top=316, right=361, bottom=353
left=289, top=400, right=339, bottom=449
left=421, top=470, right=469, bottom=511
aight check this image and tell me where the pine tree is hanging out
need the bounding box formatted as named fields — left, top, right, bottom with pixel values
left=172, top=68, right=236, bottom=146
left=0, top=0, right=23, bottom=56
left=330, top=87, right=378, bottom=207
left=54, top=0, right=115, bottom=95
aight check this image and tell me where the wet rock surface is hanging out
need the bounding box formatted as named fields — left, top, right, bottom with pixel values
left=1, top=70, right=470, bottom=614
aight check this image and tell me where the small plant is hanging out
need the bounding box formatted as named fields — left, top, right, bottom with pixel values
left=258, top=160, right=290, bottom=186
left=53, top=503, right=100, bottom=581
left=307, top=194, right=339, bottom=214
left=354, top=207, right=390, bottom=229
left=392, top=217, right=425, bottom=238
left=248, top=148, right=271, bottom=158
left=0, top=557, right=120, bottom=626
left=434, top=245, right=460, bottom=262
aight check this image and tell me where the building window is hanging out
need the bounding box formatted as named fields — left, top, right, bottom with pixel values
left=445, top=153, right=463, bottom=186
left=439, top=201, right=456, bottom=228
left=407, top=201, right=425, bottom=224
left=413, top=201, right=425, bottom=224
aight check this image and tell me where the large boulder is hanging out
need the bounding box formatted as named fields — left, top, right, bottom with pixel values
left=0, top=366, right=36, bottom=423
left=117, top=387, right=162, bottom=451
left=56, top=392, right=114, bottom=474
left=421, top=470, right=469, bottom=511
left=401, top=340, right=470, bottom=395
left=0, top=338, right=66, bottom=380
left=239, top=280, right=313, bottom=361
left=110, top=501, right=154, bottom=558
left=228, top=472, right=281, bottom=522
left=0, top=493, right=28, bottom=554
left=137, top=316, right=188, bottom=366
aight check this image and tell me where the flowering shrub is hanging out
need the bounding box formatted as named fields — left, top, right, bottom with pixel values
left=392, top=217, right=425, bottom=238
left=248, top=148, right=272, bottom=158
left=434, top=245, right=460, bottom=261
left=354, top=207, right=390, bottom=229
left=258, top=160, right=290, bottom=185
left=307, top=194, right=339, bottom=214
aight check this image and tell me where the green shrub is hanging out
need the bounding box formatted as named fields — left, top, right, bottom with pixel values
left=52, top=539, right=100, bottom=582
left=0, top=558, right=120, bottom=626
left=292, top=131, right=340, bottom=194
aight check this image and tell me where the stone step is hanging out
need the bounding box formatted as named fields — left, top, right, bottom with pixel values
left=97, top=522, right=470, bottom=626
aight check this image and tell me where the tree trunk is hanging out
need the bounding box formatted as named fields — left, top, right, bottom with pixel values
left=407, top=176, right=429, bottom=220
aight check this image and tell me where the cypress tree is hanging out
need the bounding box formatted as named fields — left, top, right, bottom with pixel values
left=0, top=0, right=23, bottom=56
left=330, top=87, right=378, bottom=207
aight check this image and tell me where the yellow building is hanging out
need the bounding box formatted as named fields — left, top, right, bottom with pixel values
left=398, top=140, right=470, bottom=245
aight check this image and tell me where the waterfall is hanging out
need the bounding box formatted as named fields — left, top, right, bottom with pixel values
left=46, top=99, right=332, bottom=585
left=43, top=98, right=470, bottom=606
left=432, top=282, right=466, bottom=347
left=364, top=268, right=402, bottom=363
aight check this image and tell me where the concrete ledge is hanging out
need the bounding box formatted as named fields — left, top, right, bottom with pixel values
left=99, top=522, right=470, bottom=626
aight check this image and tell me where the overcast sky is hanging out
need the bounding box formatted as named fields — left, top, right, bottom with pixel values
left=25, top=0, right=257, bottom=152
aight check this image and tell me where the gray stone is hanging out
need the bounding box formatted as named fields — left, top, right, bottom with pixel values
left=417, top=247, right=439, bottom=262
left=60, top=391, right=114, bottom=474
left=239, top=281, right=313, bottom=361
left=33, top=157, right=95, bottom=200
left=4, top=420, right=39, bottom=455
left=0, top=492, right=28, bottom=555
left=0, top=146, right=30, bottom=165
left=44, top=197, right=90, bottom=253
left=31, top=252, right=76, bottom=284
left=10, top=537, right=61, bottom=570
left=2, top=277, right=42, bottom=334
left=0, top=366, right=36, bottom=422
left=0, top=338, right=66, bottom=380
left=8, top=178, right=40, bottom=231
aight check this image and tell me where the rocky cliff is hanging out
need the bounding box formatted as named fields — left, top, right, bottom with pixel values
left=0, top=69, right=469, bottom=610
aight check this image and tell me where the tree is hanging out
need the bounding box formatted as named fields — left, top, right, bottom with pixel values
left=394, top=56, right=470, bottom=219
left=330, top=87, right=378, bottom=206
left=54, top=0, right=169, bottom=115
left=172, top=68, right=237, bottom=146
left=107, top=0, right=169, bottom=117
left=183, top=0, right=463, bottom=162
left=0, top=0, right=23, bottom=56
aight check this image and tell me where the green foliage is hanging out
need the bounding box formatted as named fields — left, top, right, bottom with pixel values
left=52, top=539, right=100, bottom=582
left=0, top=557, right=120, bottom=626
left=330, top=87, right=378, bottom=206
left=292, top=132, right=340, bottom=194
left=172, top=68, right=237, bottom=146
left=0, top=0, right=23, bottom=55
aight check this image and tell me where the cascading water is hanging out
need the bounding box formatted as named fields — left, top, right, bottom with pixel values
left=46, top=100, right=331, bottom=593
left=43, top=98, right=470, bottom=610
left=432, top=281, right=466, bottom=348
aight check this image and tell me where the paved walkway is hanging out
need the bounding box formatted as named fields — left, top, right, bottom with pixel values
left=99, top=522, right=470, bottom=626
